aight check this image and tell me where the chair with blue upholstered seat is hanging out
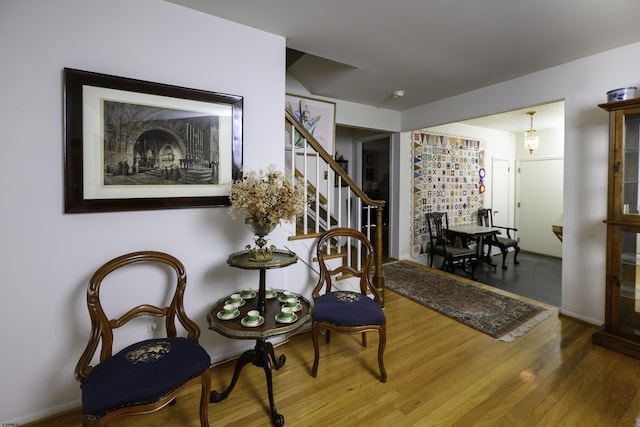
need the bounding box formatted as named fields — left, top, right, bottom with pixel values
left=311, top=228, right=387, bottom=383
left=75, top=251, right=212, bottom=427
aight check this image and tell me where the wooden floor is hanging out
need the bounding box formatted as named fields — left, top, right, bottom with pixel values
left=30, top=274, right=640, bottom=427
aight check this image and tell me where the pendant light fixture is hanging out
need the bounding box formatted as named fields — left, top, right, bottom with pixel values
left=524, top=111, right=539, bottom=154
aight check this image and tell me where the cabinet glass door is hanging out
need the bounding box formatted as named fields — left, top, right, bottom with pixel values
left=623, top=113, right=640, bottom=215
left=618, top=231, right=640, bottom=338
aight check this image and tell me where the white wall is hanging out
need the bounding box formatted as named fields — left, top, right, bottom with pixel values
left=400, top=42, right=640, bottom=324
left=0, top=0, right=296, bottom=423
left=286, top=73, right=402, bottom=132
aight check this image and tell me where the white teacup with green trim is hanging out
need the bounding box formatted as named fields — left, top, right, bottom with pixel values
left=284, top=297, right=299, bottom=309
left=280, top=306, right=294, bottom=320
left=221, top=304, right=236, bottom=316
left=282, top=290, right=295, bottom=299
left=229, top=293, right=243, bottom=306
left=246, top=310, right=260, bottom=323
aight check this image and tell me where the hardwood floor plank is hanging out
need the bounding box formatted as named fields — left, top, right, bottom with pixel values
left=26, top=286, right=640, bottom=427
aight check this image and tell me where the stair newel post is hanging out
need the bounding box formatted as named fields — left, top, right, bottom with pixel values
left=375, top=205, right=385, bottom=307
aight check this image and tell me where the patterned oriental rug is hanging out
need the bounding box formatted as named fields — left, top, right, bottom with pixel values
left=382, top=261, right=552, bottom=342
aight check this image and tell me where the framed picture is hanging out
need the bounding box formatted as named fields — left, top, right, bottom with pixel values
left=64, top=68, right=243, bottom=213
left=285, top=93, right=336, bottom=156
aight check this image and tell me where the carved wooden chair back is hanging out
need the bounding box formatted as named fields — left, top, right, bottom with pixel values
left=425, top=212, right=478, bottom=278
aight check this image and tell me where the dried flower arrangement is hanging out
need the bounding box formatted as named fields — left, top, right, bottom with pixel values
left=228, top=164, right=306, bottom=228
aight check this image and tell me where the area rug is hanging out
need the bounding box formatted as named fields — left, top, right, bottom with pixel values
left=382, top=261, right=552, bottom=342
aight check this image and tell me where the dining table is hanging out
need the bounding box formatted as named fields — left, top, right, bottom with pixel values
left=447, top=224, right=501, bottom=269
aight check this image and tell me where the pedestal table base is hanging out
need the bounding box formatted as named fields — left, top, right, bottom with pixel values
left=210, top=339, right=286, bottom=426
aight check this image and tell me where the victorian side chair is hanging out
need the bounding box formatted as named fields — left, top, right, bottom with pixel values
left=311, top=227, right=387, bottom=382
left=75, top=251, right=212, bottom=426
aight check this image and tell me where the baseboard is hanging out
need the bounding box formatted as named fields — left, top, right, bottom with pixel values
left=558, top=308, right=601, bottom=326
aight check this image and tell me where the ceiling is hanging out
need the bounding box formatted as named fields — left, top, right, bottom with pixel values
left=461, top=101, right=564, bottom=133
left=168, top=0, right=640, bottom=116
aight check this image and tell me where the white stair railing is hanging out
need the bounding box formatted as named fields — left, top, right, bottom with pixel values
left=285, top=109, right=386, bottom=305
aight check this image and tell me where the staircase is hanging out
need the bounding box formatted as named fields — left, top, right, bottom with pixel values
left=285, top=109, right=386, bottom=305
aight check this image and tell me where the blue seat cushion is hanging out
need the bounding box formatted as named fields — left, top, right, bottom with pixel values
left=81, top=337, right=210, bottom=418
left=313, top=291, right=386, bottom=326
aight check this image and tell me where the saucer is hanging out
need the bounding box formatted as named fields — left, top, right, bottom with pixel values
left=283, top=303, right=303, bottom=312
left=275, top=313, right=298, bottom=324
left=225, top=298, right=245, bottom=307
left=241, top=291, right=257, bottom=300
left=241, top=316, right=265, bottom=328
left=265, top=291, right=278, bottom=299
left=216, top=309, right=240, bottom=320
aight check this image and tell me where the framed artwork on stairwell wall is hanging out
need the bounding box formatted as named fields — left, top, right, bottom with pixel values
left=63, top=68, right=243, bottom=213
left=285, top=93, right=336, bottom=156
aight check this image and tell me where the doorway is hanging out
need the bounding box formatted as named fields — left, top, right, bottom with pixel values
left=426, top=100, right=565, bottom=306
left=361, top=137, right=391, bottom=258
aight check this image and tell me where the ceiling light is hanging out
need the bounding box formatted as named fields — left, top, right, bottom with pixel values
left=393, top=90, right=405, bottom=98
left=524, top=111, right=539, bottom=154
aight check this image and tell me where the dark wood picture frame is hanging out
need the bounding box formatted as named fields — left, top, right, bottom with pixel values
left=63, top=68, right=243, bottom=213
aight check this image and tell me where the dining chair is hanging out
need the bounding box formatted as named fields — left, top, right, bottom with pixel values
left=425, top=212, right=478, bottom=279
left=75, top=251, right=212, bottom=427
left=478, top=208, right=520, bottom=269
left=311, top=227, right=387, bottom=382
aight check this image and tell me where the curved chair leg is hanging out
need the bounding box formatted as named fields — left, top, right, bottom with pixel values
left=470, top=259, right=478, bottom=280
left=378, top=328, right=387, bottom=383
left=501, top=249, right=509, bottom=269
left=513, top=246, right=520, bottom=265
left=199, top=371, right=211, bottom=427
left=311, top=322, right=321, bottom=377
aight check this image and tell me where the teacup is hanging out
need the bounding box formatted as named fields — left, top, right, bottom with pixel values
left=284, top=297, right=299, bottom=309
left=241, top=288, right=254, bottom=298
left=279, top=306, right=294, bottom=320
left=221, top=303, right=236, bottom=316
left=246, top=310, right=261, bottom=323
left=282, top=290, right=295, bottom=299
left=265, top=287, right=277, bottom=299
left=229, top=293, right=243, bottom=305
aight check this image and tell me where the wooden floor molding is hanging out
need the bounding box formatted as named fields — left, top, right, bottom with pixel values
left=28, top=285, right=640, bottom=427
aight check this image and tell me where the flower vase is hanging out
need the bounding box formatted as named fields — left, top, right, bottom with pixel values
left=245, top=220, right=277, bottom=261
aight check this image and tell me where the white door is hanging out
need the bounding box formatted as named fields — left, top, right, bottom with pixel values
left=491, top=158, right=513, bottom=228
left=489, top=158, right=513, bottom=256
left=516, top=158, right=563, bottom=257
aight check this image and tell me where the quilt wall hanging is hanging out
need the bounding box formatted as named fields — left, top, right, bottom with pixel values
left=411, top=131, right=485, bottom=258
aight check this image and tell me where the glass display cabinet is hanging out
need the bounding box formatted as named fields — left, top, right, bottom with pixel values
left=593, top=98, right=640, bottom=358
